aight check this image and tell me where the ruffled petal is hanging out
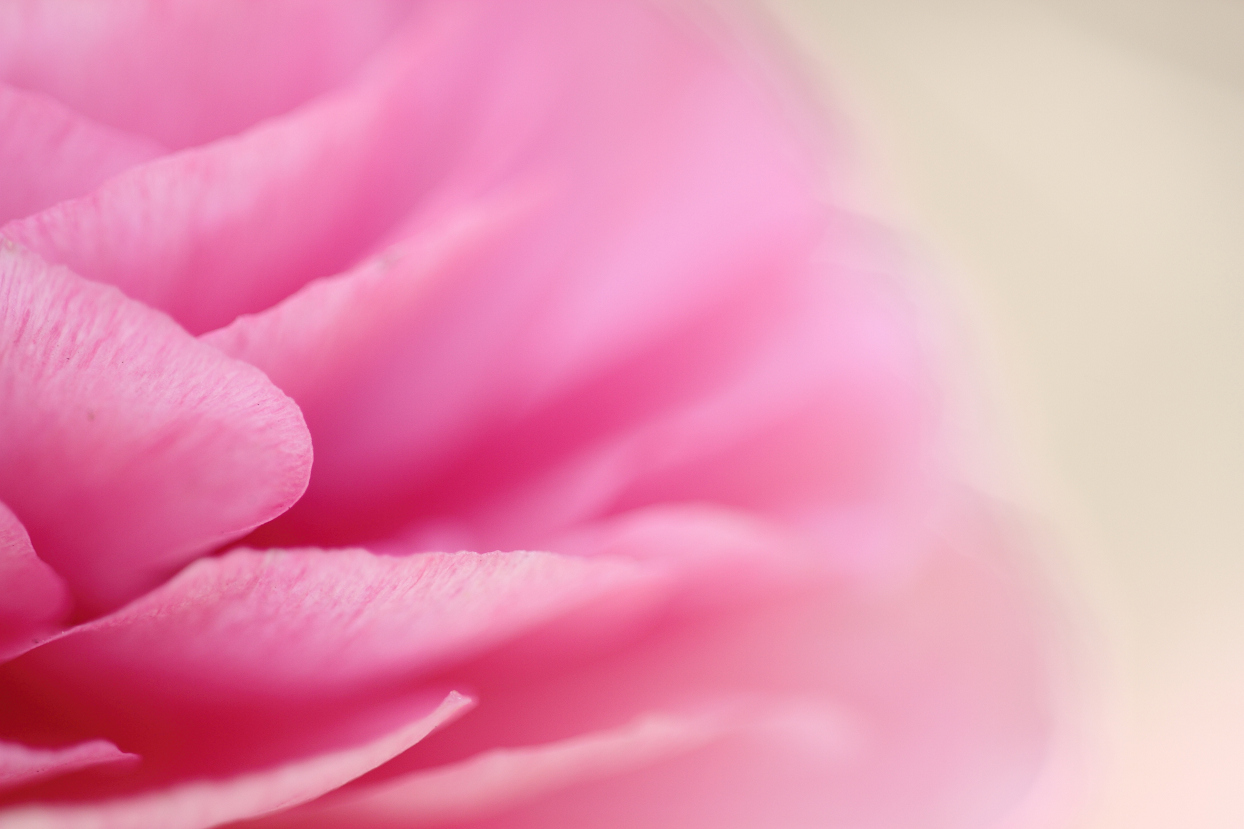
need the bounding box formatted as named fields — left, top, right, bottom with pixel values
left=0, top=691, right=470, bottom=829
left=0, top=501, right=68, bottom=660
left=0, top=738, right=135, bottom=794
left=0, top=84, right=164, bottom=225
left=0, top=0, right=413, bottom=149
left=0, top=242, right=312, bottom=613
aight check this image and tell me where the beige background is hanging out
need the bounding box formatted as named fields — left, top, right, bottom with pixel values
left=759, top=1, right=1243, bottom=827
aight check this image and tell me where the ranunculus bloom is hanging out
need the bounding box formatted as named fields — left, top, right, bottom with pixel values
left=0, top=1, right=1062, bottom=827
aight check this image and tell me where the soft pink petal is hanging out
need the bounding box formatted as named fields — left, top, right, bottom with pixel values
left=0, top=84, right=164, bottom=225
left=0, top=501, right=68, bottom=660
left=0, top=242, right=312, bottom=613
left=3, top=546, right=660, bottom=782
left=0, top=738, right=136, bottom=794
left=196, top=1, right=919, bottom=559
left=1, top=3, right=525, bottom=335
left=251, top=710, right=735, bottom=828
left=202, top=191, right=540, bottom=408
left=0, top=0, right=412, bottom=149
left=377, top=499, right=1056, bottom=829
left=0, top=691, right=470, bottom=829
left=22, top=548, right=655, bottom=702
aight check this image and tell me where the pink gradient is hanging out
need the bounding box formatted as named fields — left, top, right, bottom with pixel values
left=0, top=1, right=1065, bottom=827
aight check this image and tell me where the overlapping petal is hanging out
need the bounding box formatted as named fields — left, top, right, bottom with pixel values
left=0, top=692, right=470, bottom=829
left=0, top=501, right=68, bottom=659
left=0, top=84, right=163, bottom=225
left=249, top=711, right=733, bottom=828
left=0, top=738, right=135, bottom=795
left=0, top=0, right=413, bottom=149
left=195, top=0, right=921, bottom=563
left=0, top=545, right=661, bottom=788
left=349, top=500, right=1054, bottom=829
left=0, top=242, right=312, bottom=613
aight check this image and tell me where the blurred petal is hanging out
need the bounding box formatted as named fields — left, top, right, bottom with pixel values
left=201, top=191, right=537, bottom=411
left=0, top=738, right=135, bottom=794
left=198, top=1, right=919, bottom=560
left=250, top=710, right=734, bottom=828
left=0, top=84, right=163, bottom=225
left=1, top=3, right=516, bottom=334
left=0, top=691, right=470, bottom=829
left=0, top=242, right=312, bottom=613
left=0, top=0, right=413, bottom=149
left=384, top=499, right=1054, bottom=829
left=0, top=501, right=68, bottom=660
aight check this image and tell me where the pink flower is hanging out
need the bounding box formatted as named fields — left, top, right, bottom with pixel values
left=0, top=1, right=1060, bottom=827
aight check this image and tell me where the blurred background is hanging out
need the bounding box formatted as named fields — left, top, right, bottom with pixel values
left=759, top=1, right=1243, bottom=827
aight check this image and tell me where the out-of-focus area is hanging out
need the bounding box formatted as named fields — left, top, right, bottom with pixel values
left=759, top=0, right=1243, bottom=827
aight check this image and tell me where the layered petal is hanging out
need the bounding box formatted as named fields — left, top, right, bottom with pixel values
left=2, top=546, right=660, bottom=782
left=0, top=84, right=164, bottom=225
left=364, top=499, right=1056, bottom=829
left=0, top=501, right=68, bottom=659
left=0, top=691, right=470, bottom=829
left=0, top=0, right=412, bottom=149
left=251, top=710, right=733, bottom=828
left=197, top=0, right=918, bottom=561
left=0, top=739, right=135, bottom=794
left=2, top=2, right=541, bottom=334
left=0, top=242, right=312, bottom=613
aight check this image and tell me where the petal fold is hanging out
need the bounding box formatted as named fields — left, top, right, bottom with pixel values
left=0, top=691, right=470, bottom=829
left=0, top=738, right=135, bottom=794
left=0, top=84, right=164, bottom=225
left=2, top=3, right=511, bottom=334
left=0, top=501, right=68, bottom=660
left=0, top=0, right=413, bottom=149
left=377, top=499, right=1057, bottom=829
left=0, top=242, right=312, bottom=613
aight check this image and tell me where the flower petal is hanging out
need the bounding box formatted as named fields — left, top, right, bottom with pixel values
left=0, top=84, right=164, bottom=225
left=199, top=1, right=903, bottom=555
left=0, top=242, right=312, bottom=613
left=0, top=691, right=470, bottom=829
left=0, top=0, right=413, bottom=149
left=249, top=710, right=733, bottom=828
left=21, top=547, right=656, bottom=703
left=0, top=501, right=68, bottom=661
left=4, top=546, right=661, bottom=783
left=376, top=499, right=1056, bottom=829
left=0, top=738, right=136, bottom=794
left=1, top=2, right=514, bottom=335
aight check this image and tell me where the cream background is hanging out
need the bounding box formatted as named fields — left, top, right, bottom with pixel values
left=759, top=1, right=1243, bottom=827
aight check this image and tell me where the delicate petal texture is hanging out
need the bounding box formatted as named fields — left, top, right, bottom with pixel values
left=0, top=85, right=164, bottom=225
left=0, top=738, right=135, bottom=794
left=0, top=691, right=471, bottom=829
left=0, top=242, right=312, bottom=612
left=381, top=501, right=1053, bottom=829
left=0, top=0, right=413, bottom=149
left=0, top=501, right=68, bottom=659
left=17, top=547, right=657, bottom=707
left=1, top=546, right=662, bottom=787
left=0, top=0, right=1062, bottom=824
